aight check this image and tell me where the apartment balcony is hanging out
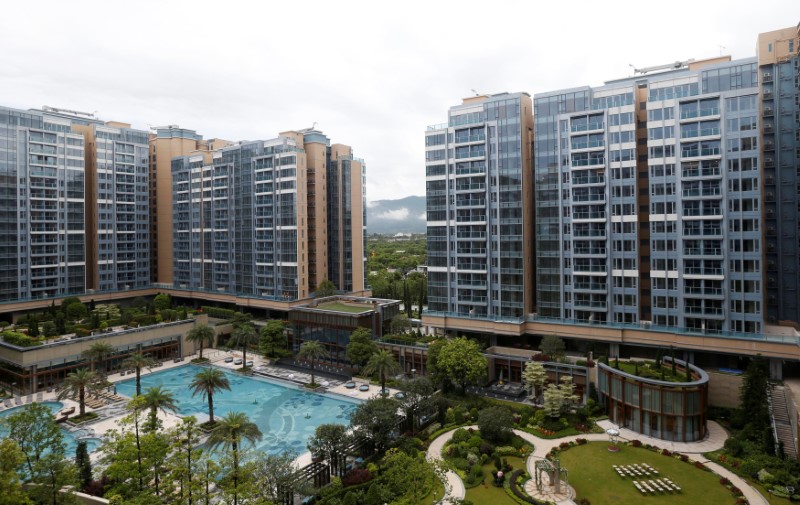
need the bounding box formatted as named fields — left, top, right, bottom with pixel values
left=570, top=122, right=604, bottom=134
left=683, top=247, right=723, bottom=257
left=763, top=124, right=774, bottom=133
left=571, top=158, right=605, bottom=168
left=681, top=167, right=720, bottom=179
left=681, top=148, right=720, bottom=158
left=572, top=300, right=608, bottom=310
left=764, top=142, right=775, bottom=152
left=572, top=282, right=607, bottom=292
left=684, top=267, right=723, bottom=276
left=456, top=214, right=486, bottom=223
left=762, top=89, right=774, bottom=100
left=455, top=165, right=486, bottom=176
left=456, top=263, right=487, bottom=272
left=455, top=183, right=486, bottom=193
left=680, top=127, right=720, bottom=140
left=572, top=266, right=607, bottom=275
left=456, top=230, right=486, bottom=239
left=570, top=140, right=605, bottom=152
left=457, top=248, right=487, bottom=256
left=456, top=280, right=487, bottom=289
left=454, top=134, right=486, bottom=144
left=679, top=107, right=720, bottom=121
left=763, top=106, right=774, bottom=117
left=684, top=305, right=724, bottom=316
left=684, top=286, right=724, bottom=297
left=572, top=247, right=607, bottom=256
left=456, top=199, right=486, bottom=208
left=571, top=175, right=606, bottom=186
left=762, top=72, right=773, bottom=83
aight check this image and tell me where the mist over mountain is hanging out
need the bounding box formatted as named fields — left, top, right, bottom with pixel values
left=366, top=195, right=426, bottom=235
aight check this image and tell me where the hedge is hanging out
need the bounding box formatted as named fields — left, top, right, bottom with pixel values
left=1, top=330, right=43, bottom=347
left=201, top=306, right=238, bottom=320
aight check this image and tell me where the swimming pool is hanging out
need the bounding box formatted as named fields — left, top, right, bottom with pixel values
left=0, top=401, right=103, bottom=456
left=116, top=364, right=360, bottom=455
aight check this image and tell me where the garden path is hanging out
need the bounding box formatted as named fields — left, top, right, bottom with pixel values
left=427, top=420, right=768, bottom=505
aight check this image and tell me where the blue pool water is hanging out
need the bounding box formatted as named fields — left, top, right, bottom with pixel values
left=116, top=364, right=359, bottom=455
left=0, top=401, right=102, bottom=456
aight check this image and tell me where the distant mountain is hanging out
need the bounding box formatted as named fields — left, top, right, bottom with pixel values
left=366, top=195, right=426, bottom=235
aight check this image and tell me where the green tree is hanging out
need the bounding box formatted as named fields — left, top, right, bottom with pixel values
left=66, top=302, right=88, bottom=322
left=190, top=368, right=231, bottom=425
left=27, top=314, right=40, bottom=337
left=389, top=314, right=411, bottom=335
left=346, top=327, right=378, bottom=371
left=166, top=416, right=205, bottom=505
left=258, top=319, right=287, bottom=358
left=186, top=323, right=216, bottom=360
left=364, top=349, right=401, bottom=395
left=539, top=335, right=566, bottom=361
left=735, top=357, right=772, bottom=450
left=141, top=385, right=178, bottom=432
left=349, top=397, right=400, bottom=453
left=82, top=341, right=115, bottom=375
left=381, top=448, right=437, bottom=504
left=28, top=452, right=78, bottom=505
left=315, top=279, right=337, bottom=298
left=75, top=440, right=92, bottom=491
left=307, top=424, right=350, bottom=476
left=434, top=337, right=487, bottom=393
left=42, top=320, right=57, bottom=338
left=0, top=402, right=65, bottom=477
left=57, top=368, right=100, bottom=417
left=297, top=340, right=329, bottom=386
left=477, top=406, right=514, bottom=443
left=0, top=439, right=33, bottom=505
left=209, top=412, right=263, bottom=505
left=153, top=293, right=172, bottom=311
left=229, top=323, right=257, bottom=370
left=121, top=352, right=156, bottom=396
left=54, top=312, right=66, bottom=335
left=522, top=361, right=548, bottom=400
left=247, top=450, right=311, bottom=504
left=396, top=376, right=435, bottom=433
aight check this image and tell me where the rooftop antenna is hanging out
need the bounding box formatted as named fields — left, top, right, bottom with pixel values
left=471, top=89, right=480, bottom=96
left=718, top=45, right=726, bottom=56
left=312, top=121, right=318, bottom=130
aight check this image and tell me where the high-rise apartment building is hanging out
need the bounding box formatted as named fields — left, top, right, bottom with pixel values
left=534, top=57, right=764, bottom=334
left=75, top=122, right=150, bottom=292
left=149, top=127, right=230, bottom=286
left=172, top=129, right=366, bottom=301
left=758, top=24, right=800, bottom=325
left=0, top=106, right=86, bottom=301
left=425, top=93, right=534, bottom=320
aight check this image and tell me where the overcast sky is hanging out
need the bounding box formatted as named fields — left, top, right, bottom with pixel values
left=0, top=0, right=794, bottom=201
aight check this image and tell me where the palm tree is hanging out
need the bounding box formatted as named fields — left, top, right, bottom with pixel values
left=82, top=341, right=115, bottom=376
left=364, top=349, right=401, bottom=396
left=186, top=323, right=216, bottom=360
left=141, top=385, right=179, bottom=431
left=209, top=411, right=263, bottom=505
left=229, top=324, right=257, bottom=370
left=297, top=340, right=329, bottom=386
left=121, top=352, right=156, bottom=396
left=189, top=368, right=231, bottom=425
left=57, top=368, right=99, bottom=417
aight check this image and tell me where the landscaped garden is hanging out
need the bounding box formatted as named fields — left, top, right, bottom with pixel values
left=556, top=441, right=743, bottom=505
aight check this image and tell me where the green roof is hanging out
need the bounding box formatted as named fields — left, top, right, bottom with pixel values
left=315, top=301, right=372, bottom=314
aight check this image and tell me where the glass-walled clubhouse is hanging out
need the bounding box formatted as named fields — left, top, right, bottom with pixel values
left=597, top=358, right=709, bottom=442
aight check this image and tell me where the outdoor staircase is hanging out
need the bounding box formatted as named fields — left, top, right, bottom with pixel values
left=769, top=385, right=798, bottom=460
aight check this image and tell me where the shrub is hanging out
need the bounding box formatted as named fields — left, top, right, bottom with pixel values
left=694, top=461, right=704, bottom=469
left=495, top=446, right=519, bottom=457
left=661, top=449, right=672, bottom=457
left=477, top=406, right=514, bottom=443
left=452, top=428, right=471, bottom=444
left=720, top=477, right=731, bottom=486
left=1, top=330, right=42, bottom=347
left=631, top=439, right=642, bottom=448
left=201, top=306, right=238, bottom=320
left=576, top=438, right=588, bottom=445
left=342, top=468, right=372, bottom=487
left=479, top=441, right=495, bottom=455
left=731, top=486, right=743, bottom=496
left=680, top=454, right=689, bottom=462
left=724, top=436, right=745, bottom=457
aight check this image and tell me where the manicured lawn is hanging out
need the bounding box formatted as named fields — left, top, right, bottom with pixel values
left=316, top=302, right=371, bottom=313
left=465, top=456, right=525, bottom=505
left=614, top=361, right=687, bottom=383
left=557, top=442, right=737, bottom=505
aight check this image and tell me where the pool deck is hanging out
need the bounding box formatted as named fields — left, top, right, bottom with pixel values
left=3, top=349, right=398, bottom=468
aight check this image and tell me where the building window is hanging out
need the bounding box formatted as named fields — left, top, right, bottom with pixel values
left=768, top=43, right=772, bottom=52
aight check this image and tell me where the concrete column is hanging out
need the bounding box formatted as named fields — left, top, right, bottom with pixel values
left=609, top=343, right=620, bottom=358
left=769, top=359, right=783, bottom=381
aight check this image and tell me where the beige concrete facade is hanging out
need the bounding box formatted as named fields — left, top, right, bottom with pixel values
left=756, top=25, right=799, bottom=64
left=706, top=371, right=744, bottom=408
left=149, top=130, right=231, bottom=285
left=422, top=313, right=800, bottom=360
left=303, top=137, right=329, bottom=291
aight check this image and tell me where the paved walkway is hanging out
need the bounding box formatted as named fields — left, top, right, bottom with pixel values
left=426, top=428, right=465, bottom=504
left=427, top=419, right=763, bottom=505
